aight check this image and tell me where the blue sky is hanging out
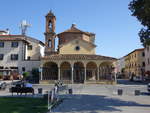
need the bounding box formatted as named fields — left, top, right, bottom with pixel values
left=0, top=0, right=143, bottom=58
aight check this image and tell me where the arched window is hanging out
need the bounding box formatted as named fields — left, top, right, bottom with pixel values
left=48, top=40, right=51, bottom=47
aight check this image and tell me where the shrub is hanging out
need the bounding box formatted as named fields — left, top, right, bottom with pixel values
left=23, top=72, right=29, bottom=80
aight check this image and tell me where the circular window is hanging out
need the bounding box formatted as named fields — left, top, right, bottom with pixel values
left=75, top=46, right=80, bottom=51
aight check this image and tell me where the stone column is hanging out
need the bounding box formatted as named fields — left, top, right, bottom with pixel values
left=71, top=67, right=74, bottom=84
left=97, top=67, right=99, bottom=81
left=58, top=67, right=60, bottom=80
left=84, top=66, right=86, bottom=83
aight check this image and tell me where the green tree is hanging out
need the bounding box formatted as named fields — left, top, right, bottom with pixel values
left=31, top=68, right=39, bottom=83
left=129, top=0, right=150, bottom=47
left=22, top=72, right=29, bottom=80
left=31, top=68, right=39, bottom=78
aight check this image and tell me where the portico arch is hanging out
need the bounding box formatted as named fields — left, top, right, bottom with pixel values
left=43, top=62, right=58, bottom=80
left=60, top=62, right=71, bottom=80
left=74, top=62, right=84, bottom=83
left=86, top=62, right=97, bottom=80
left=99, top=62, right=114, bottom=80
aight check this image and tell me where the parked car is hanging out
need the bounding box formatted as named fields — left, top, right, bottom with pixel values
left=133, top=76, right=142, bottom=82
left=0, top=81, right=7, bottom=90
left=147, top=83, right=150, bottom=92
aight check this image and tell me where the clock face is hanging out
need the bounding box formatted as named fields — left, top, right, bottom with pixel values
left=75, top=46, right=80, bottom=51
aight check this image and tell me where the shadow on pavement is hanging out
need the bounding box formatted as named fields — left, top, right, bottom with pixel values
left=117, top=79, right=149, bottom=85
left=53, top=94, right=150, bottom=112
left=140, top=92, right=150, bottom=96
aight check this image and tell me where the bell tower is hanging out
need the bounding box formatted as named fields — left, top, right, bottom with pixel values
left=44, top=10, right=56, bottom=55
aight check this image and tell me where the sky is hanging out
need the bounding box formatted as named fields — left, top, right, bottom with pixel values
left=0, top=0, right=143, bottom=58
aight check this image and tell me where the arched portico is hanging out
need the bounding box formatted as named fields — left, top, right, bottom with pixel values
left=99, top=62, right=114, bottom=80
left=86, top=62, right=97, bottom=80
left=43, top=62, right=58, bottom=80
left=60, top=62, right=71, bottom=80
left=73, top=62, right=84, bottom=83
left=40, top=54, right=116, bottom=84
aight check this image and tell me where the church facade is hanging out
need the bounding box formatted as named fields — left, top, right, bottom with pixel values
left=40, top=11, right=117, bottom=84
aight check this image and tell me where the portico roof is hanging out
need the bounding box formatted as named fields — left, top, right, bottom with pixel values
left=42, top=54, right=117, bottom=61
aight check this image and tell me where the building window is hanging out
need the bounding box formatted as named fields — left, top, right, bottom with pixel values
left=27, top=45, right=32, bottom=50
left=10, top=67, right=18, bottom=69
left=22, top=67, right=25, bottom=72
left=0, top=66, right=4, bottom=69
left=142, top=62, right=145, bottom=67
left=75, top=46, right=80, bottom=51
left=0, top=42, right=4, bottom=47
left=148, top=58, right=150, bottom=65
left=142, top=52, right=145, bottom=57
left=0, top=54, right=4, bottom=60
left=11, top=42, right=18, bottom=47
left=11, top=54, right=18, bottom=60
left=27, top=56, right=31, bottom=60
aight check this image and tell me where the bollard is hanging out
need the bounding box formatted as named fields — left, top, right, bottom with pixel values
left=38, top=88, right=43, bottom=94
left=68, top=88, right=73, bottom=94
left=118, top=89, right=123, bottom=96
left=135, top=90, right=140, bottom=96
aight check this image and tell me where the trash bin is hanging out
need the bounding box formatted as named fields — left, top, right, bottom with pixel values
left=118, top=89, right=123, bottom=95
left=68, top=88, right=73, bottom=94
left=38, top=88, right=42, bottom=94
left=135, top=90, right=140, bottom=96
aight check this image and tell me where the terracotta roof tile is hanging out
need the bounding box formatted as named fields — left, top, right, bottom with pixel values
left=57, top=26, right=94, bottom=36
left=42, top=54, right=117, bottom=61
left=0, top=35, right=44, bottom=45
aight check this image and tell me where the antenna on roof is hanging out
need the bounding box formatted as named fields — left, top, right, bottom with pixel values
left=20, top=20, right=31, bottom=35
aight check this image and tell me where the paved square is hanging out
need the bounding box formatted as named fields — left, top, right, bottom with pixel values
left=52, top=84, right=150, bottom=113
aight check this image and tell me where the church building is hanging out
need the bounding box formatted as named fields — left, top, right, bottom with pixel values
left=40, top=11, right=117, bottom=84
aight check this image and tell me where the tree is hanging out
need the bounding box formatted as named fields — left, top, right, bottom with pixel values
left=129, top=0, right=150, bottom=47
left=31, top=68, right=39, bottom=78
left=22, top=72, right=29, bottom=80
left=31, top=68, right=39, bottom=83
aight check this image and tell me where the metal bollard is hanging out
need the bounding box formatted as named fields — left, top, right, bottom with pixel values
left=38, top=88, right=43, bottom=94
left=118, top=89, right=123, bottom=96
left=135, top=90, right=140, bottom=96
left=68, top=88, right=73, bottom=94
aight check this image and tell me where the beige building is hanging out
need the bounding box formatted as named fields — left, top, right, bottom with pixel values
left=0, top=31, right=44, bottom=79
left=124, top=48, right=145, bottom=78
left=40, top=11, right=117, bottom=84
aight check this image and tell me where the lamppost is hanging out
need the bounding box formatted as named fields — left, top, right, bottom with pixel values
left=141, top=67, right=145, bottom=81
left=111, top=66, right=116, bottom=83
left=39, top=67, right=42, bottom=81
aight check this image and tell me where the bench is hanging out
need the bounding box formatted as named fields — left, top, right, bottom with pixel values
left=10, top=86, right=34, bottom=95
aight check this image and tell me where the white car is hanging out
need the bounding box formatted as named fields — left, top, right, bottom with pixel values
left=133, top=76, right=142, bottom=82
left=147, top=83, right=150, bottom=92
left=0, top=81, right=6, bottom=90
